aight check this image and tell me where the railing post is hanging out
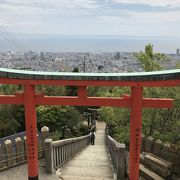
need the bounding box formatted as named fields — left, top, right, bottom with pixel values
left=153, top=139, right=162, bottom=156
left=15, top=137, right=24, bottom=163
left=117, top=144, right=126, bottom=180
left=41, top=126, right=49, bottom=148
left=144, top=136, right=154, bottom=153
left=141, top=134, right=145, bottom=153
left=5, top=140, right=13, bottom=166
left=45, top=138, right=53, bottom=173
left=41, top=126, right=49, bottom=157
left=0, top=143, right=4, bottom=169
left=23, top=136, right=27, bottom=160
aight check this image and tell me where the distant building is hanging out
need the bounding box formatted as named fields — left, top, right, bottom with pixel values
left=40, top=52, right=44, bottom=61
left=176, top=48, right=180, bottom=55
left=114, top=52, right=120, bottom=60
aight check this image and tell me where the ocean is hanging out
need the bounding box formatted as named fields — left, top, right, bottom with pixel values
left=0, top=37, right=180, bottom=53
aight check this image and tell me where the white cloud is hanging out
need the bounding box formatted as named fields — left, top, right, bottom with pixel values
left=112, top=0, right=180, bottom=7
left=131, top=11, right=180, bottom=22
left=0, top=0, right=99, bottom=11
left=99, top=10, right=180, bottom=23
left=0, top=0, right=180, bottom=36
left=0, top=0, right=101, bottom=29
left=0, top=0, right=101, bottom=23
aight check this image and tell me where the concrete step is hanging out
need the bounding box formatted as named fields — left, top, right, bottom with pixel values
left=140, top=153, right=172, bottom=177
left=139, top=164, right=165, bottom=180
left=65, top=159, right=112, bottom=167
left=58, top=122, right=115, bottom=179
left=60, top=166, right=114, bottom=178
left=139, top=177, right=146, bottom=180
left=59, top=175, right=114, bottom=180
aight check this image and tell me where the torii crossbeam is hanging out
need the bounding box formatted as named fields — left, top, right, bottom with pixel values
left=0, top=68, right=179, bottom=180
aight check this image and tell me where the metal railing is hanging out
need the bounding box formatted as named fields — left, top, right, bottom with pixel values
left=106, top=127, right=127, bottom=180
left=45, top=135, right=90, bottom=173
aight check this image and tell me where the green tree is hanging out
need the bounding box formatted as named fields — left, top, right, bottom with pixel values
left=0, top=83, right=88, bottom=138
left=37, top=105, right=87, bottom=139
left=0, top=85, right=24, bottom=137
left=99, top=87, right=130, bottom=145
left=0, top=105, right=21, bottom=137
left=136, top=44, right=168, bottom=71
left=36, top=85, right=66, bottom=96
left=136, top=44, right=180, bottom=143
left=99, top=44, right=179, bottom=145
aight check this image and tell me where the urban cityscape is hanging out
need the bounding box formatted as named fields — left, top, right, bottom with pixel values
left=0, top=49, right=180, bottom=73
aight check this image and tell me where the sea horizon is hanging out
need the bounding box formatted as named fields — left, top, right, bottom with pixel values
left=0, top=35, right=180, bottom=54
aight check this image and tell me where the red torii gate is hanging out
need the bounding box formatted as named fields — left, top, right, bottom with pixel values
left=0, top=68, right=179, bottom=180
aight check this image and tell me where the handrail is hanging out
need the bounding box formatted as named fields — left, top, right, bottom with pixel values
left=106, top=133, right=127, bottom=180
left=45, top=135, right=90, bottom=173
left=0, top=127, right=48, bottom=172
left=52, top=135, right=90, bottom=147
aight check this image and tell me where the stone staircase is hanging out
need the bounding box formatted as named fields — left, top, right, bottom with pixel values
left=57, top=122, right=115, bottom=180
left=139, top=153, right=172, bottom=180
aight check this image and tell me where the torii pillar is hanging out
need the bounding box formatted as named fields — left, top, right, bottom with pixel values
left=129, top=86, right=143, bottom=180
left=128, top=85, right=174, bottom=180
left=24, top=85, right=38, bottom=180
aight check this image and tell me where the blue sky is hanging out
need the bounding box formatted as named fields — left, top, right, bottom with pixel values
left=0, top=0, right=180, bottom=37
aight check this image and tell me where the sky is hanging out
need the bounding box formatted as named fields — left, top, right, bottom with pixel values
left=0, top=0, right=180, bottom=37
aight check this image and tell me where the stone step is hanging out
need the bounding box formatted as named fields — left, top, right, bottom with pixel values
left=140, top=153, right=172, bottom=177
left=65, top=159, right=111, bottom=167
left=139, top=177, right=146, bottom=180
left=59, top=175, right=114, bottom=180
left=139, top=164, right=165, bottom=180
left=60, top=166, right=114, bottom=178
left=58, top=122, right=115, bottom=179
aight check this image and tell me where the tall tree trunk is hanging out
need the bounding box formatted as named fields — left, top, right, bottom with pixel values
left=149, top=110, right=157, bottom=136
left=160, top=108, right=175, bottom=134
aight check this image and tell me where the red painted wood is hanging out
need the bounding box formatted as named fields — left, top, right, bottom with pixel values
left=129, top=86, right=143, bottom=180
left=0, top=75, right=178, bottom=180
left=78, top=86, right=87, bottom=98
left=142, top=98, right=173, bottom=108
left=0, top=78, right=179, bottom=87
left=121, top=95, right=173, bottom=109
left=0, top=94, right=23, bottom=104
left=24, top=85, right=39, bottom=179
left=35, top=96, right=131, bottom=107
left=0, top=94, right=173, bottom=108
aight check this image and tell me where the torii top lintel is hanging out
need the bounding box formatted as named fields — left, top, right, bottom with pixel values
left=0, top=68, right=179, bottom=87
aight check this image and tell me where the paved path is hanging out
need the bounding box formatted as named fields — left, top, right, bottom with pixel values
left=57, top=122, right=115, bottom=180
left=0, top=122, right=114, bottom=180
left=0, top=159, right=58, bottom=180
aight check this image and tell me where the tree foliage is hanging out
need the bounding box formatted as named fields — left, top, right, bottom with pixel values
left=0, top=85, right=25, bottom=137
left=0, top=105, right=20, bottom=137
left=0, top=83, right=88, bottom=139
left=37, top=105, right=86, bottom=139
left=36, top=85, right=66, bottom=96
left=136, top=44, right=169, bottom=71
left=100, top=44, right=180, bottom=145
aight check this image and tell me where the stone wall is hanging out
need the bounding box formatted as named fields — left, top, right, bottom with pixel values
left=141, top=134, right=180, bottom=177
